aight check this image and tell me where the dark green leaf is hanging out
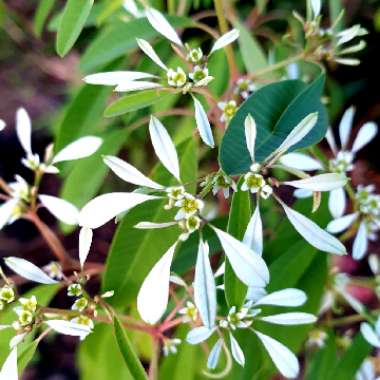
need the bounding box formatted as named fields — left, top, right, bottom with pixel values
left=113, top=316, right=148, bottom=380
left=105, top=90, right=173, bottom=118
left=56, top=0, right=94, bottom=57
left=219, top=73, right=327, bottom=175
left=224, top=180, right=251, bottom=309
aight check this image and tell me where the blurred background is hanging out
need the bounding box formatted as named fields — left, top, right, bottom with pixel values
left=0, top=0, right=380, bottom=378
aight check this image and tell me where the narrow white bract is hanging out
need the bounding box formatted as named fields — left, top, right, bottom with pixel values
left=352, top=221, right=368, bottom=260
left=328, top=187, right=346, bottom=219
left=103, top=155, right=164, bottom=190
left=79, top=227, right=93, bottom=268
left=193, top=96, right=214, bottom=148
left=254, top=288, right=307, bottom=307
left=310, top=0, right=321, bottom=18
left=52, top=136, right=102, bottom=164
left=212, top=226, right=270, bottom=287
left=46, top=320, right=92, bottom=339
left=0, top=200, right=18, bottom=230
left=230, top=333, right=245, bottom=366
left=244, top=114, right=256, bottom=162
left=352, top=122, right=378, bottom=153
left=326, top=213, right=358, bottom=234
left=207, top=339, right=223, bottom=369
left=280, top=152, right=323, bottom=171
left=284, top=173, right=347, bottom=192
left=243, top=205, right=263, bottom=256
left=136, top=38, right=168, bottom=70
left=361, top=322, right=380, bottom=348
left=5, top=257, right=58, bottom=285
left=279, top=200, right=347, bottom=255
left=254, top=331, right=299, bottom=379
left=135, top=221, right=176, bottom=229
left=149, top=116, right=181, bottom=181
left=16, top=108, right=32, bottom=155
left=39, top=195, right=79, bottom=225
left=186, top=326, right=214, bottom=344
left=79, top=192, right=160, bottom=229
left=339, top=106, right=355, bottom=148
left=145, top=8, right=183, bottom=46
left=0, top=348, right=18, bottom=380
left=83, top=71, right=155, bottom=85
left=260, top=312, right=317, bottom=325
left=210, top=29, right=240, bottom=55
left=194, top=240, right=217, bottom=328
left=137, top=242, right=177, bottom=324
left=115, top=81, right=162, bottom=92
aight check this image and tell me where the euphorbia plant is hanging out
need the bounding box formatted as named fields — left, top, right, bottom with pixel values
left=0, top=0, right=379, bottom=379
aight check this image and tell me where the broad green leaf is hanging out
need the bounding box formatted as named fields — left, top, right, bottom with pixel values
left=80, top=16, right=193, bottom=72
left=224, top=180, right=251, bottom=309
left=234, top=20, right=270, bottom=76
left=60, top=129, right=128, bottom=208
left=78, top=324, right=134, bottom=380
left=102, top=138, right=197, bottom=306
left=325, top=334, right=371, bottom=380
left=56, top=0, right=94, bottom=57
left=113, top=317, right=148, bottom=380
left=33, top=0, right=56, bottom=37
left=105, top=90, right=173, bottom=118
left=0, top=284, right=59, bottom=365
left=219, top=73, right=328, bottom=175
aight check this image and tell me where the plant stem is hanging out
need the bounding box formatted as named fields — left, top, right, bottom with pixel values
left=149, top=338, right=159, bottom=380
left=213, top=0, right=239, bottom=80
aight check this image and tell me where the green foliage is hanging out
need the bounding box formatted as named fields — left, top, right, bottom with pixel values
left=33, top=0, right=56, bottom=36
left=219, top=74, right=328, bottom=174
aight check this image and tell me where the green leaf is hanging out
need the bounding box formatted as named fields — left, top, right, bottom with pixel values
left=105, top=90, right=173, bottom=118
left=80, top=16, right=193, bottom=73
left=113, top=317, right=148, bottom=380
left=33, top=0, right=56, bottom=37
left=224, top=180, right=251, bottom=308
left=60, top=129, right=128, bottom=208
left=18, top=341, right=39, bottom=373
left=56, top=0, right=94, bottom=57
left=219, top=73, right=327, bottom=175
left=325, top=334, right=371, bottom=380
left=102, top=138, right=197, bottom=306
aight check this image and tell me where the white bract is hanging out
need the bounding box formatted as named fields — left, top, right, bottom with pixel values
left=0, top=348, right=18, bottom=380
left=361, top=316, right=380, bottom=348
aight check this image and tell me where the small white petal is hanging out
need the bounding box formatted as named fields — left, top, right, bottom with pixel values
left=279, top=153, right=323, bottom=171
left=244, top=114, right=256, bottom=162
left=311, top=0, right=321, bottom=18
left=254, top=288, right=307, bottom=307
left=149, top=116, right=180, bottom=181
left=375, top=317, right=380, bottom=336
left=145, top=8, right=183, bottom=46
left=5, top=257, right=58, bottom=284
left=83, top=71, right=155, bottom=85
left=136, top=38, right=168, bottom=70
left=186, top=326, right=214, bottom=344
left=0, top=348, right=18, bottom=380
left=334, top=58, right=361, bottom=66
left=230, top=333, right=245, bottom=367
left=194, top=240, right=217, bottom=328
left=339, top=107, right=355, bottom=149
left=209, top=29, right=240, bottom=55
left=325, top=128, right=338, bottom=154
left=326, top=213, right=358, bottom=234
left=137, top=242, right=177, bottom=324
left=243, top=205, right=263, bottom=256
left=284, top=173, right=347, bottom=192
left=269, top=113, right=318, bottom=159
left=16, top=108, right=32, bottom=155
left=352, top=221, right=368, bottom=260
left=260, top=312, right=317, bottom=325
left=212, top=226, right=270, bottom=287
left=328, top=187, right=347, bottom=219
left=115, top=81, right=162, bottom=92
left=103, top=155, right=164, bottom=190
left=361, top=322, right=380, bottom=348
left=293, top=189, right=313, bottom=199
left=0, top=200, right=18, bottom=230
left=79, top=192, right=160, bottom=229
left=52, top=136, right=102, bottom=164
left=45, top=320, right=92, bottom=338
left=255, top=331, right=299, bottom=379
left=246, top=287, right=267, bottom=302
left=79, top=227, right=93, bottom=268
left=39, top=195, right=79, bottom=225
left=0, top=120, right=5, bottom=131
left=279, top=199, right=347, bottom=255
left=135, top=221, right=176, bottom=229
left=352, top=122, right=378, bottom=153
left=207, top=339, right=223, bottom=369
left=193, top=96, right=214, bottom=148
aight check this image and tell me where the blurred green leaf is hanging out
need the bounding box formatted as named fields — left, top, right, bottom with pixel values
left=56, top=0, right=94, bottom=57
left=220, top=73, right=327, bottom=175
left=34, top=0, right=56, bottom=37
left=224, top=180, right=251, bottom=309
left=113, top=316, right=148, bottom=380
left=18, top=341, right=39, bottom=373
left=102, top=138, right=197, bottom=306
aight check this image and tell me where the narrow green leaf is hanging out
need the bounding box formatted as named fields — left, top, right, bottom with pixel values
left=220, top=73, right=327, bottom=175
left=18, top=341, right=39, bottom=373
left=105, top=90, right=173, bottom=118
left=224, top=180, right=251, bottom=308
left=33, top=0, right=56, bottom=37
left=56, top=0, right=94, bottom=57
left=113, top=317, right=148, bottom=380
